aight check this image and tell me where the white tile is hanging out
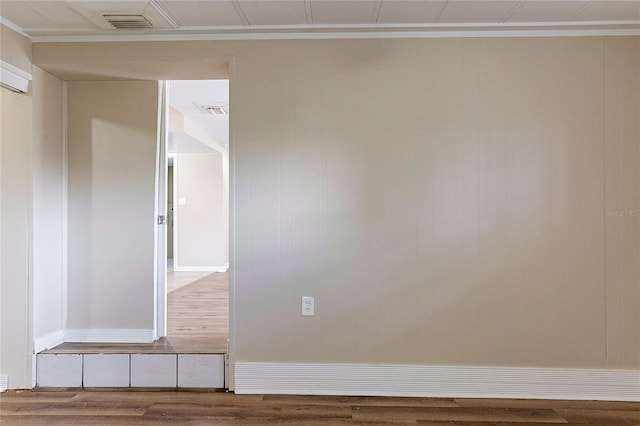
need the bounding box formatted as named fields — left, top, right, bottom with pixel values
left=69, top=1, right=149, bottom=13
left=574, top=1, right=640, bottom=21
left=310, top=0, right=378, bottom=24
left=159, top=1, right=245, bottom=26
left=239, top=1, right=307, bottom=25
left=437, top=1, right=521, bottom=23
left=83, top=354, right=130, bottom=387
left=377, top=1, right=446, bottom=24
left=0, top=1, right=97, bottom=31
left=507, top=1, right=591, bottom=23
left=178, top=354, right=224, bottom=388
left=37, top=354, right=82, bottom=387
left=130, top=354, right=177, bottom=388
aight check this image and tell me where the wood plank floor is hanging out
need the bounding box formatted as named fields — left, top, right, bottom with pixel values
left=168, top=271, right=229, bottom=339
left=1, top=391, right=638, bottom=425
left=167, top=270, right=212, bottom=293
left=44, top=272, right=229, bottom=354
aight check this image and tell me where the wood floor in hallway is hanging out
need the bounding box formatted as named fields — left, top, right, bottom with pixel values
left=44, top=272, right=229, bottom=354
left=166, top=271, right=229, bottom=352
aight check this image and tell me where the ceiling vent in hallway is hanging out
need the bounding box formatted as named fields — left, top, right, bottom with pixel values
left=103, top=14, right=153, bottom=30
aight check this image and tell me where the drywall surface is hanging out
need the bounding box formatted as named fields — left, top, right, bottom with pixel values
left=603, top=37, right=640, bottom=369
left=0, top=23, right=31, bottom=73
left=175, top=152, right=227, bottom=268
left=32, top=66, right=65, bottom=344
left=66, top=81, right=158, bottom=330
left=0, top=86, right=33, bottom=388
left=230, top=37, right=639, bottom=370
left=0, top=23, right=33, bottom=389
left=34, top=37, right=640, bottom=370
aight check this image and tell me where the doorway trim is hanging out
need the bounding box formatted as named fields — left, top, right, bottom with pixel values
left=168, top=153, right=177, bottom=268
left=153, top=80, right=169, bottom=340
left=153, top=73, right=235, bottom=389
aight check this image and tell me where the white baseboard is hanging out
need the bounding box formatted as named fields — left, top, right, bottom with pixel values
left=174, top=263, right=228, bottom=273
left=64, top=329, right=155, bottom=343
left=33, top=329, right=64, bottom=353
left=235, top=362, right=640, bottom=402
left=0, top=375, right=8, bottom=392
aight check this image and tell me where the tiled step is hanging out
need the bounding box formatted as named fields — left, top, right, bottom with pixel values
left=36, top=353, right=224, bottom=389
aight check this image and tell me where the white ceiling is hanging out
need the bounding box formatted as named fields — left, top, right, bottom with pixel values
left=169, top=80, right=229, bottom=153
left=1, top=1, right=638, bottom=40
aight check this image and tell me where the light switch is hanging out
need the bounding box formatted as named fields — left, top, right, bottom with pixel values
left=178, top=197, right=186, bottom=206
left=301, top=296, right=314, bottom=316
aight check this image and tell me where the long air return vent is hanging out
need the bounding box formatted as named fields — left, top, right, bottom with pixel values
left=103, top=14, right=153, bottom=29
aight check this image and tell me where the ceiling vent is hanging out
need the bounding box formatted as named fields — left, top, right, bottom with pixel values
left=103, top=14, right=153, bottom=30
left=200, top=105, right=229, bottom=116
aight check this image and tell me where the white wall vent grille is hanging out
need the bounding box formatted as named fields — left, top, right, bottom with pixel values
left=103, top=15, right=153, bottom=30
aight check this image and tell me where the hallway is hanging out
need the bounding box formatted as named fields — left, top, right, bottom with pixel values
left=167, top=271, right=229, bottom=351
left=35, top=272, right=228, bottom=389
left=43, top=272, right=229, bottom=355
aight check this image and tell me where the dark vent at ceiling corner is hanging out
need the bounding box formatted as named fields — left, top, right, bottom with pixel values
left=103, top=14, right=153, bottom=30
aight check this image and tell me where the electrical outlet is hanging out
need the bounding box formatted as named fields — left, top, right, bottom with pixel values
left=301, top=296, right=314, bottom=316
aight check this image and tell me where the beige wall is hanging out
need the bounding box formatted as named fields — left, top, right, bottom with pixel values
left=604, top=37, right=640, bottom=369
left=34, top=37, right=640, bottom=370
left=0, top=24, right=31, bottom=73
left=66, top=81, right=158, bottom=330
left=0, top=86, right=33, bottom=388
left=0, top=24, right=32, bottom=389
left=234, top=37, right=638, bottom=370
left=32, top=66, right=65, bottom=342
left=175, top=152, right=227, bottom=268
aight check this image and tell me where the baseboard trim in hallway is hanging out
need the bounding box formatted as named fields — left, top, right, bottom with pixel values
left=63, top=329, right=155, bottom=344
left=173, top=264, right=229, bottom=273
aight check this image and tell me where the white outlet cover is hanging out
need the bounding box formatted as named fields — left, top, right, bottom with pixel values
left=178, top=197, right=187, bottom=205
left=301, top=296, right=314, bottom=316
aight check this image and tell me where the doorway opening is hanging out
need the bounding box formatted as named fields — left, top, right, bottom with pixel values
left=33, top=60, right=235, bottom=390
left=162, top=79, right=230, bottom=352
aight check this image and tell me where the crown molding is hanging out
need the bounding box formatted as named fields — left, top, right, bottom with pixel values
left=0, top=59, right=32, bottom=93
left=0, top=17, right=32, bottom=39
left=28, top=20, right=640, bottom=43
